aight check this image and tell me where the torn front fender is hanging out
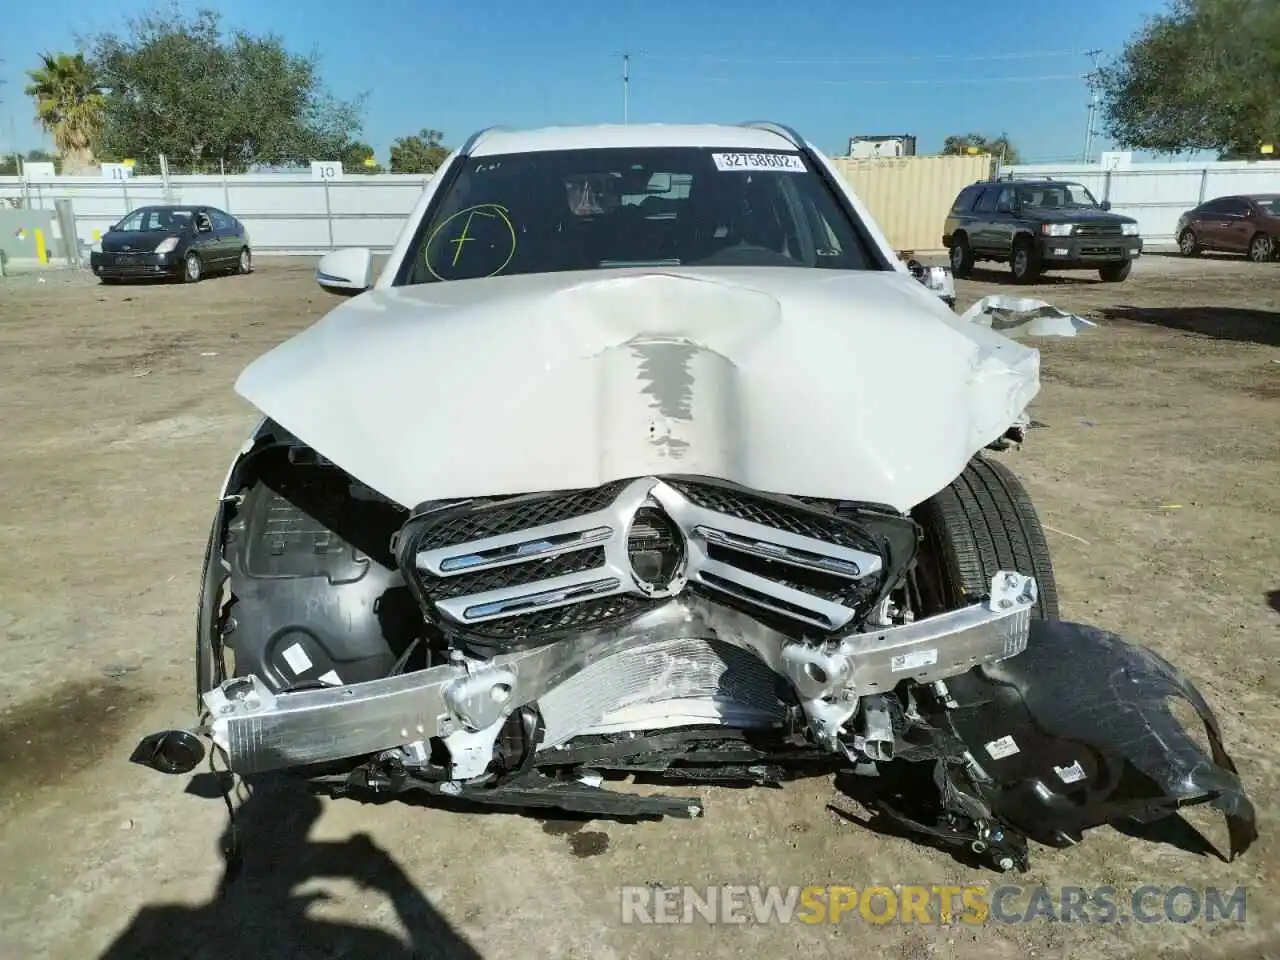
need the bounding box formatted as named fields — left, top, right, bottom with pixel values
left=940, top=620, right=1257, bottom=861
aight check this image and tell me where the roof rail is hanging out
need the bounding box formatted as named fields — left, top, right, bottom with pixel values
left=458, top=126, right=508, bottom=156
left=739, top=121, right=806, bottom=149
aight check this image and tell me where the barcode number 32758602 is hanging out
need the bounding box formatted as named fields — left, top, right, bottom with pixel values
left=711, top=152, right=806, bottom=173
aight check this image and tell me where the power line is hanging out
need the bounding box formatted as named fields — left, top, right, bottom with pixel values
left=685, top=73, right=1087, bottom=87
left=640, top=50, right=1091, bottom=67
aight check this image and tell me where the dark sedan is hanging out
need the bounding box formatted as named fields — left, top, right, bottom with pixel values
left=1176, top=194, right=1280, bottom=262
left=89, top=204, right=252, bottom=283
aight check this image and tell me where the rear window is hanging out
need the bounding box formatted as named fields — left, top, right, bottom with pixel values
left=397, top=146, right=882, bottom=285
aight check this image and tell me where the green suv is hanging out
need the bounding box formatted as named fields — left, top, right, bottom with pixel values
left=943, top=177, right=1143, bottom=284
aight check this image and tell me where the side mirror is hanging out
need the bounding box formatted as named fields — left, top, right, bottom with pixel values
left=316, top=247, right=373, bottom=296
left=1100, top=200, right=1112, bottom=211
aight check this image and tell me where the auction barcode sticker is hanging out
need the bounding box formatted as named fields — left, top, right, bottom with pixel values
left=712, top=152, right=806, bottom=173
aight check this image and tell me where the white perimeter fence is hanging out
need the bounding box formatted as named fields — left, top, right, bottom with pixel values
left=1003, top=160, right=1280, bottom=246
left=3, top=158, right=1280, bottom=256
left=0, top=172, right=434, bottom=255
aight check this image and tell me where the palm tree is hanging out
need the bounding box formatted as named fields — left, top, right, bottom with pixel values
left=24, top=52, right=105, bottom=175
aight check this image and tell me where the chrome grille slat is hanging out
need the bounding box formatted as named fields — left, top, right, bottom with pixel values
left=696, top=557, right=855, bottom=630
left=405, top=476, right=888, bottom=636
left=423, top=523, right=615, bottom=575
left=701, top=527, right=870, bottom=578
left=460, top=576, right=624, bottom=621
left=439, top=567, right=626, bottom=623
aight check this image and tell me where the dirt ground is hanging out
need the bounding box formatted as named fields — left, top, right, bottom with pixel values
left=0, top=253, right=1276, bottom=960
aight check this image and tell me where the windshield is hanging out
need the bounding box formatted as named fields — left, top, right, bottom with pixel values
left=114, top=208, right=193, bottom=232
left=1016, top=183, right=1099, bottom=210
left=1256, top=197, right=1280, bottom=216
left=398, top=146, right=879, bottom=284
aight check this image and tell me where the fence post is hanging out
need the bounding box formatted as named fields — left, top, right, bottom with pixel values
left=323, top=178, right=335, bottom=250
left=159, top=153, right=171, bottom=200
left=121, top=176, right=131, bottom=216
left=1103, top=168, right=1112, bottom=204
left=221, top=159, right=231, bottom=212
left=1198, top=166, right=1209, bottom=204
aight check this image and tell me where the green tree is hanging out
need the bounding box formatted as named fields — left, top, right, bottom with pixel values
left=941, top=133, right=1020, bottom=164
left=390, top=129, right=450, bottom=174
left=23, top=52, right=105, bottom=174
left=1098, top=0, right=1280, bottom=156
left=341, top=141, right=383, bottom=173
left=85, top=6, right=364, bottom=172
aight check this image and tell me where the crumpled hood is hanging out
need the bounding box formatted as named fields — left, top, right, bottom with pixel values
left=235, top=267, right=1039, bottom=512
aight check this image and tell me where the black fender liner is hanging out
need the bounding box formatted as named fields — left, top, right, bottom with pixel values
left=941, top=619, right=1257, bottom=861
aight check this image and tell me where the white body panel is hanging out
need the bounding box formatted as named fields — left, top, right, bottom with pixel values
left=236, top=265, right=1038, bottom=512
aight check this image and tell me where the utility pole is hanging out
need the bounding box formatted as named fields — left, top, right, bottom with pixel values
left=1083, top=49, right=1103, bottom=163
left=0, top=61, right=11, bottom=172
left=622, top=53, right=630, bottom=124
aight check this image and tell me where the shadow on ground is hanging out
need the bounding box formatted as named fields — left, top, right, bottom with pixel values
left=1267, top=589, right=1280, bottom=615
left=964, top=266, right=1097, bottom=286
left=96, top=774, right=482, bottom=960
left=1100, top=305, right=1280, bottom=347
left=1143, top=250, right=1268, bottom=263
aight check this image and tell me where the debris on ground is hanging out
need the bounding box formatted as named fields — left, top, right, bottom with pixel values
left=960, top=295, right=1097, bottom=338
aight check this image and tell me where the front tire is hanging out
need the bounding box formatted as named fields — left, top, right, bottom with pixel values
left=913, top=454, right=1060, bottom=621
left=949, top=234, right=975, bottom=277
left=1098, top=260, right=1132, bottom=282
left=1178, top=228, right=1201, bottom=257
left=237, top=247, right=252, bottom=274
left=1010, top=237, right=1041, bottom=284
left=183, top=251, right=202, bottom=283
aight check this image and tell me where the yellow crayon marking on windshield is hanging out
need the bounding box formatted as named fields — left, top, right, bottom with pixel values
left=424, top=203, right=518, bottom=281
left=449, top=208, right=493, bottom=266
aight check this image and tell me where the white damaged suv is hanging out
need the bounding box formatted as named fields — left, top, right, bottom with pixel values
left=134, top=123, right=1255, bottom=872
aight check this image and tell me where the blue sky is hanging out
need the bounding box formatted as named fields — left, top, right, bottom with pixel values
left=0, top=0, right=1170, bottom=164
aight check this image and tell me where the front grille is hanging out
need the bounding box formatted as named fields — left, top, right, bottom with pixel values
left=397, top=477, right=888, bottom=646
left=411, top=482, right=627, bottom=550
left=420, top=546, right=607, bottom=601
left=664, top=479, right=872, bottom=549
left=1073, top=223, right=1123, bottom=238
left=1079, top=245, right=1123, bottom=257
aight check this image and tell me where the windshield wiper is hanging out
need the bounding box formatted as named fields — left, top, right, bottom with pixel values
left=598, top=259, right=682, bottom=268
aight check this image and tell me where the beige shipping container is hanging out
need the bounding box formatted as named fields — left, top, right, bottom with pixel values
left=831, top=154, right=993, bottom=253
